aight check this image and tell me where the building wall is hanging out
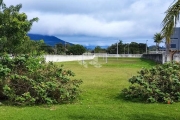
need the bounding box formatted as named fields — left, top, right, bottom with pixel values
left=170, top=27, right=180, bottom=51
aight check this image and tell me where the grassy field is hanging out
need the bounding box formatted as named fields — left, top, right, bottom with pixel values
left=0, top=57, right=180, bottom=120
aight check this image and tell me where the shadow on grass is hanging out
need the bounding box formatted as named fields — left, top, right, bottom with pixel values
left=127, top=113, right=177, bottom=120
left=68, top=115, right=121, bottom=120
left=114, top=92, right=149, bottom=104
left=68, top=113, right=176, bottom=120
left=140, top=58, right=158, bottom=66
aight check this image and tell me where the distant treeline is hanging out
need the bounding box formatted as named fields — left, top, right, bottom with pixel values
left=93, top=40, right=147, bottom=54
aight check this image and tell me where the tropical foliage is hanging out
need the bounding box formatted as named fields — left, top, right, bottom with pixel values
left=153, top=33, right=164, bottom=51
left=93, top=46, right=107, bottom=53
left=0, top=54, right=82, bottom=105
left=66, top=44, right=86, bottom=55
left=122, top=62, right=180, bottom=103
left=0, top=0, right=38, bottom=54
left=161, top=0, right=180, bottom=52
left=0, top=0, right=83, bottom=106
left=107, top=41, right=146, bottom=54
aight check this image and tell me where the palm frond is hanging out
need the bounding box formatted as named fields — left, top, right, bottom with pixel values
left=161, top=0, right=180, bottom=39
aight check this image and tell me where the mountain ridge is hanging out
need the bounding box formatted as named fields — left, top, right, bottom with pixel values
left=28, top=33, right=109, bottom=49
left=28, top=33, right=73, bottom=46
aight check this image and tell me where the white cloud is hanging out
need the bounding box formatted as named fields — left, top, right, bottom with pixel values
left=28, top=12, right=136, bottom=37
left=3, top=0, right=175, bottom=46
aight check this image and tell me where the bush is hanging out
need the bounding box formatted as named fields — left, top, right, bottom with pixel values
left=122, top=62, right=180, bottom=104
left=0, top=54, right=82, bottom=105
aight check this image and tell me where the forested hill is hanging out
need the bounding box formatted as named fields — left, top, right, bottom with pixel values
left=28, top=33, right=73, bottom=46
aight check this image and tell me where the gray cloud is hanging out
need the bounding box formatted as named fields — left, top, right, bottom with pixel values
left=4, top=0, right=174, bottom=46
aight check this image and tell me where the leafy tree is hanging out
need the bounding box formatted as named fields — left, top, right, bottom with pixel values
left=0, top=36, right=7, bottom=53
left=138, top=43, right=146, bottom=54
left=26, top=40, right=45, bottom=55
left=107, top=40, right=124, bottom=54
left=0, top=0, right=38, bottom=54
left=107, top=41, right=146, bottom=54
left=67, top=44, right=86, bottom=55
left=118, top=40, right=124, bottom=54
left=107, top=43, right=116, bottom=54
left=129, top=42, right=139, bottom=54
left=56, top=43, right=65, bottom=55
left=161, top=0, right=179, bottom=53
left=94, top=46, right=106, bottom=53
left=41, top=44, right=55, bottom=54
left=22, top=39, right=55, bottom=55
left=0, top=0, right=83, bottom=106
left=153, top=33, right=164, bottom=51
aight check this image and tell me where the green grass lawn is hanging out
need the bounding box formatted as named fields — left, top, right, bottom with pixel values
left=0, top=57, right=180, bottom=120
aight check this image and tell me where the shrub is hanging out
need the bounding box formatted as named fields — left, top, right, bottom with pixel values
left=122, top=62, right=180, bottom=104
left=0, top=54, right=82, bottom=105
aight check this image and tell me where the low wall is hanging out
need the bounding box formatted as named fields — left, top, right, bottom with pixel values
left=173, top=54, right=180, bottom=62
left=142, top=54, right=163, bottom=63
left=142, top=53, right=180, bottom=64
left=45, top=53, right=180, bottom=63
left=44, top=55, right=95, bottom=62
left=44, top=54, right=143, bottom=62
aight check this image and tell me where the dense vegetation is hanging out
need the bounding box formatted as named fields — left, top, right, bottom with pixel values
left=122, top=62, right=180, bottom=103
left=107, top=40, right=147, bottom=54
left=66, top=44, right=86, bottom=55
left=0, top=0, right=38, bottom=55
left=0, top=54, right=82, bottom=105
left=0, top=0, right=86, bottom=55
left=0, top=0, right=83, bottom=105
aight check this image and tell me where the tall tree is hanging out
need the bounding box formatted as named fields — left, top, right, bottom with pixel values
left=41, top=44, right=55, bottom=54
left=107, top=41, right=146, bottom=54
left=161, top=0, right=179, bottom=53
left=107, top=40, right=124, bottom=54
left=138, top=43, right=146, bottom=54
left=153, top=33, right=164, bottom=51
left=0, top=0, right=38, bottom=54
left=55, top=43, right=65, bottom=55
left=129, top=42, right=139, bottom=54
left=67, top=44, right=86, bottom=55
left=94, top=46, right=106, bottom=53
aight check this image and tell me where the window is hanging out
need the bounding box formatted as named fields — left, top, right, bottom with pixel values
left=171, top=44, right=176, bottom=48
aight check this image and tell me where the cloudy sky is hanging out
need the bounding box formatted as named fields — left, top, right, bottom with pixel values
left=5, top=0, right=175, bottom=46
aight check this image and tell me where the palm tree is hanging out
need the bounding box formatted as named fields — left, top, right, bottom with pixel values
left=153, top=33, right=164, bottom=51
left=161, top=0, right=180, bottom=53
